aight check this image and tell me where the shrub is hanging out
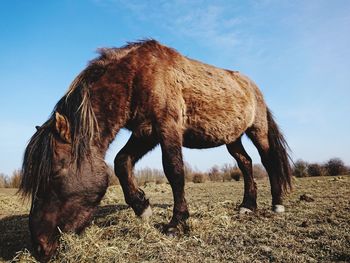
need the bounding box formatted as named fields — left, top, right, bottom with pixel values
left=107, top=165, right=120, bottom=186
left=192, top=173, right=207, bottom=183
left=293, top=160, right=309, bottom=177
left=307, top=163, right=324, bottom=177
left=230, top=170, right=241, bottom=181
left=222, top=166, right=231, bottom=182
left=0, top=170, right=22, bottom=188
left=220, top=164, right=239, bottom=182
left=7, top=170, right=21, bottom=188
left=208, top=165, right=223, bottom=182
left=0, top=173, right=7, bottom=188
left=253, top=164, right=267, bottom=179
left=221, top=172, right=231, bottom=181
left=324, top=158, right=347, bottom=176
left=155, top=177, right=165, bottom=184
left=184, top=162, right=194, bottom=182
left=135, top=167, right=165, bottom=186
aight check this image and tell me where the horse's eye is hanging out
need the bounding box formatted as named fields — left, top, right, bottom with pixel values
left=52, top=167, right=68, bottom=180
left=52, top=170, right=61, bottom=179
left=59, top=158, right=68, bottom=167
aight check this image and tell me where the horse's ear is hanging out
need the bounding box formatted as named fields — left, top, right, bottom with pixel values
left=35, top=126, right=40, bottom=131
left=54, top=112, right=71, bottom=143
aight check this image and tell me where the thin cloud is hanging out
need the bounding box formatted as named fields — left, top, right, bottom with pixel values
left=93, top=0, right=242, bottom=49
left=168, top=4, right=240, bottom=48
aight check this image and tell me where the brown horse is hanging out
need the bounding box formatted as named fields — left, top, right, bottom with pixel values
left=20, top=40, right=291, bottom=261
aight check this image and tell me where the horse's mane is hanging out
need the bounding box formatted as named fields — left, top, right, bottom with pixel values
left=20, top=119, right=55, bottom=199
left=19, top=72, right=100, bottom=199
left=19, top=40, right=151, bottom=198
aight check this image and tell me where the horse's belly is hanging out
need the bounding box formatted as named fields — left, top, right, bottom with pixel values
left=183, top=128, right=224, bottom=149
left=182, top=114, right=251, bottom=148
left=182, top=89, right=255, bottom=147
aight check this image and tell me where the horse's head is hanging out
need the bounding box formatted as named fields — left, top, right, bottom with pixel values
left=21, top=112, right=108, bottom=261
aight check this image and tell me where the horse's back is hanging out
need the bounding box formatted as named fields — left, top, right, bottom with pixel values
left=169, top=57, right=259, bottom=147
left=125, top=41, right=264, bottom=147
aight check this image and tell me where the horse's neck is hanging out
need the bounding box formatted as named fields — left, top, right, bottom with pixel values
left=91, top=69, right=134, bottom=152
left=96, top=112, right=129, bottom=154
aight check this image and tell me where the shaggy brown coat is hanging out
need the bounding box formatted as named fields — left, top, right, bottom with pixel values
left=20, top=40, right=291, bottom=262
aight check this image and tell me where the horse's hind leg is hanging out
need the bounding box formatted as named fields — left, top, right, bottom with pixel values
left=247, top=130, right=284, bottom=212
left=114, top=133, right=158, bottom=219
left=247, top=110, right=292, bottom=213
left=226, top=138, right=257, bottom=213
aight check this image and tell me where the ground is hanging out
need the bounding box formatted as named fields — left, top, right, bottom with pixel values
left=0, top=176, right=349, bottom=262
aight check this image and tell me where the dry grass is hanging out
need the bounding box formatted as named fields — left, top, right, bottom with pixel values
left=1, top=176, right=350, bottom=262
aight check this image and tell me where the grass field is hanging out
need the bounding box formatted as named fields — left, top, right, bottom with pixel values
left=1, top=176, right=349, bottom=262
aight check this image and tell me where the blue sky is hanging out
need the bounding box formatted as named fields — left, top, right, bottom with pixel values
left=0, top=0, right=349, bottom=175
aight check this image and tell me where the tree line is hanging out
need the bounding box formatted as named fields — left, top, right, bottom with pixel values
left=292, top=158, right=349, bottom=177
left=107, top=162, right=268, bottom=186
left=1, top=158, right=349, bottom=188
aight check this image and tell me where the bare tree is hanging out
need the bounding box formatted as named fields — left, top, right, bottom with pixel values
left=293, top=159, right=309, bottom=177
left=324, top=158, right=347, bottom=176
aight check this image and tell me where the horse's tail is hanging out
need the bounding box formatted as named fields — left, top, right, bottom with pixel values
left=266, top=108, right=292, bottom=193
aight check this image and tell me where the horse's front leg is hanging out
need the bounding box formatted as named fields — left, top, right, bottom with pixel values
left=114, top=133, right=158, bottom=219
left=159, top=122, right=189, bottom=235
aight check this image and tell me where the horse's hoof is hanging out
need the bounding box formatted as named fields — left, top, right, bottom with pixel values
left=239, top=207, right=253, bottom=214
left=164, top=226, right=180, bottom=237
left=163, top=221, right=189, bottom=237
left=140, top=205, right=152, bottom=220
left=273, top=205, right=285, bottom=213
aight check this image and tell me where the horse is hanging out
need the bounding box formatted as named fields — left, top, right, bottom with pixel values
left=19, top=40, right=292, bottom=261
